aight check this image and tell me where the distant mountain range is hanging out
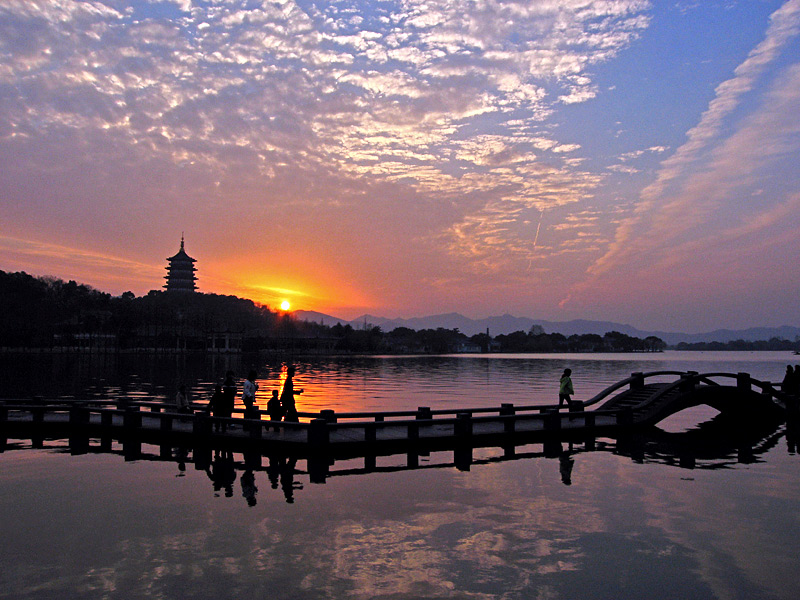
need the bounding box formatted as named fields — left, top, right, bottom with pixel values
left=293, top=310, right=800, bottom=346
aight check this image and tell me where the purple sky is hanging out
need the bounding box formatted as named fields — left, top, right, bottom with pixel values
left=1, top=0, right=799, bottom=332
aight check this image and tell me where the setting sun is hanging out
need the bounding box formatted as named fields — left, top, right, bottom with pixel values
left=280, top=300, right=291, bottom=311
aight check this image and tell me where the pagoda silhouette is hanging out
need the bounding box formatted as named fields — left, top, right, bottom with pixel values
left=164, top=235, right=197, bottom=292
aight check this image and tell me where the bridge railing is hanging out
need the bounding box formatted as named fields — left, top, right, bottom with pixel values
left=581, top=371, right=687, bottom=409
left=610, top=371, right=793, bottom=418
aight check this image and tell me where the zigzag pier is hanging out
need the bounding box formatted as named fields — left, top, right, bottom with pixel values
left=2, top=371, right=796, bottom=462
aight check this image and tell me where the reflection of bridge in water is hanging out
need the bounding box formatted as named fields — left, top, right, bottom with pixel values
left=1, top=371, right=794, bottom=457
left=0, top=411, right=796, bottom=505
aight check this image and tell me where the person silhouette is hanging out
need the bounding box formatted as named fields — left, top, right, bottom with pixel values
left=241, top=469, right=258, bottom=507
left=782, top=365, right=793, bottom=393
left=280, top=456, right=302, bottom=503
left=559, top=452, right=574, bottom=485
left=175, top=384, right=192, bottom=414
left=207, top=384, right=225, bottom=432
left=280, top=366, right=303, bottom=423
left=242, top=370, right=259, bottom=422
left=267, top=389, right=283, bottom=431
left=207, top=450, right=237, bottom=497
left=220, top=371, right=237, bottom=432
left=558, top=368, right=574, bottom=410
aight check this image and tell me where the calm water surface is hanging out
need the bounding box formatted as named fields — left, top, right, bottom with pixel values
left=1, top=351, right=798, bottom=599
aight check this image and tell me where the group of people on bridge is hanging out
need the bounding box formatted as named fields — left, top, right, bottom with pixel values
left=176, top=366, right=304, bottom=433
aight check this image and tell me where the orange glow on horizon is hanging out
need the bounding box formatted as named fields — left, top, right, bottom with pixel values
left=201, top=261, right=375, bottom=318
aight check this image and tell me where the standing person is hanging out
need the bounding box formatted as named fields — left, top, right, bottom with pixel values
left=558, top=368, right=574, bottom=410
left=782, top=365, right=794, bottom=395
left=280, top=365, right=303, bottom=423
left=221, top=370, right=236, bottom=430
left=267, top=389, right=283, bottom=431
left=207, top=384, right=225, bottom=432
left=242, top=370, right=259, bottom=420
left=176, top=384, right=192, bottom=414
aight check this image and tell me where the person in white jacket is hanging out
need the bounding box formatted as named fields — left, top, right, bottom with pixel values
left=242, top=370, right=259, bottom=419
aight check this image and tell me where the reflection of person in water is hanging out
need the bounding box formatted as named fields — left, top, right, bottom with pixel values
left=267, top=455, right=281, bottom=489
left=241, top=469, right=258, bottom=507
left=559, top=452, right=574, bottom=485
left=280, top=456, right=303, bottom=503
left=174, top=447, right=189, bottom=477
left=207, top=450, right=237, bottom=497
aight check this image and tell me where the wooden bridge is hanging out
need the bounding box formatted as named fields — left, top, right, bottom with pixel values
left=1, top=371, right=794, bottom=460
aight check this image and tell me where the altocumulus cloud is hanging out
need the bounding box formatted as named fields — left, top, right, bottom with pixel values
left=0, top=0, right=652, bottom=274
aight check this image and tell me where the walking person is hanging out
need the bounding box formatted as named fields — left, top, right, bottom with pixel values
left=558, top=368, right=574, bottom=410
left=280, top=365, right=303, bottom=423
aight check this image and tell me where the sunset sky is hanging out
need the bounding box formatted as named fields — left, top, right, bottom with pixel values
left=1, top=0, right=799, bottom=332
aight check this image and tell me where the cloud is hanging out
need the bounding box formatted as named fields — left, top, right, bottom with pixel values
left=580, top=0, right=800, bottom=282
left=0, top=1, right=650, bottom=235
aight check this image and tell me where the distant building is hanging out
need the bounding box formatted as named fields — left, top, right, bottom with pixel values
left=164, top=235, right=197, bottom=292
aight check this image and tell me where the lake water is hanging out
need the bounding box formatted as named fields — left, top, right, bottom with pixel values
left=1, top=351, right=799, bottom=599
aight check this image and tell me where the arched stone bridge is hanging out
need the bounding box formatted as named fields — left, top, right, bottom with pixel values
left=585, top=370, right=790, bottom=427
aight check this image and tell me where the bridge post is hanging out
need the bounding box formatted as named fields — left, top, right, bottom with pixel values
left=160, top=413, right=173, bottom=433
left=416, top=406, right=432, bottom=420
left=123, top=405, right=141, bottom=430
left=680, top=372, right=698, bottom=393
left=365, top=453, right=376, bottom=471
left=500, top=403, right=515, bottom=434
left=69, top=403, right=90, bottom=428
left=249, top=418, right=263, bottom=439
left=194, top=413, right=212, bottom=438
left=320, top=409, right=337, bottom=423
left=737, top=372, right=751, bottom=392
left=308, top=456, right=329, bottom=484
left=617, top=407, right=634, bottom=426
left=32, top=405, right=44, bottom=426
left=409, top=421, right=420, bottom=441
left=630, top=372, right=644, bottom=389
left=309, top=418, right=329, bottom=449
left=365, top=422, right=377, bottom=443
left=455, top=412, right=473, bottom=439
left=454, top=446, right=472, bottom=471
left=544, top=410, right=561, bottom=431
